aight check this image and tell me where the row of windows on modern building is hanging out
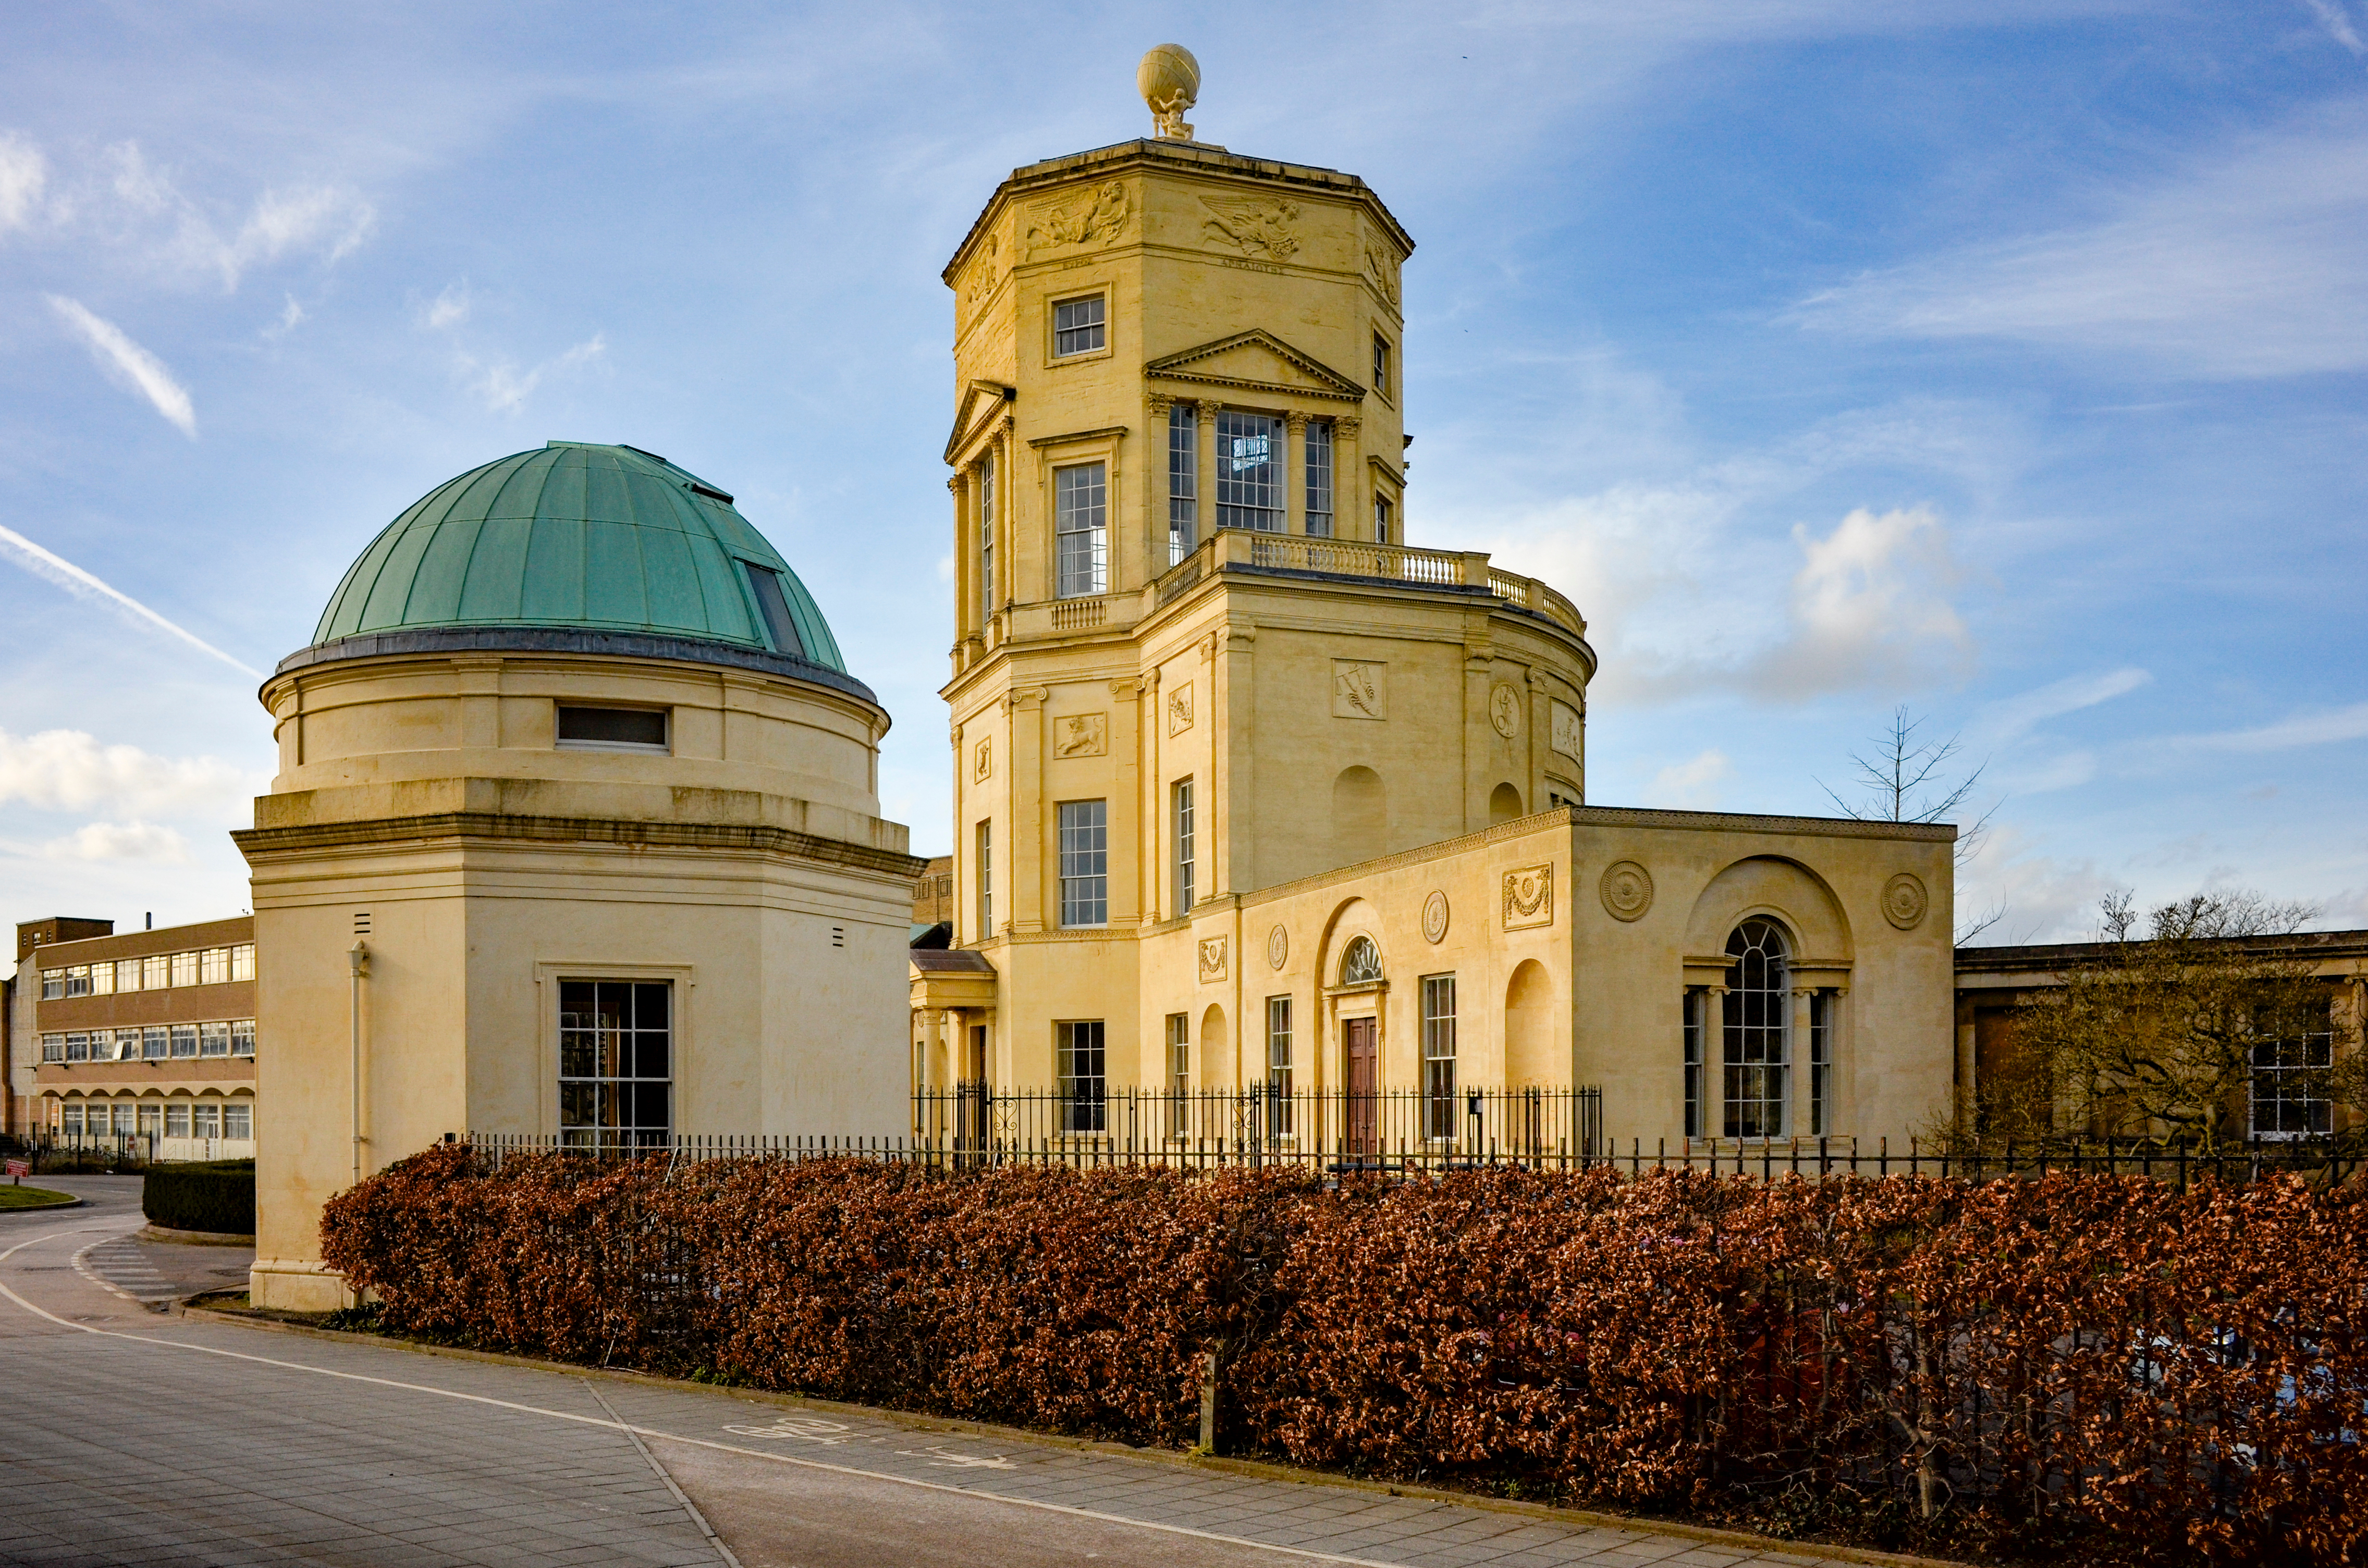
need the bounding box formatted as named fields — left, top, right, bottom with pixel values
left=972, top=406, right=1397, bottom=616
left=52, top=1097, right=253, bottom=1142
left=40, top=1021, right=258, bottom=1063
left=39, top=944, right=256, bottom=999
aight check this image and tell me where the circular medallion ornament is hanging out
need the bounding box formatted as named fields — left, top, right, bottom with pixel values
left=1882, top=873, right=1930, bottom=931
left=1599, top=860, right=1654, bottom=922
left=1267, top=924, right=1289, bottom=969
left=1489, top=684, right=1521, bottom=739
left=1421, top=890, right=1450, bottom=944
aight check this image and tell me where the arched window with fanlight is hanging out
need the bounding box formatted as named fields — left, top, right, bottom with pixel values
left=1723, top=918, right=1790, bottom=1138
left=1340, top=935, right=1384, bottom=986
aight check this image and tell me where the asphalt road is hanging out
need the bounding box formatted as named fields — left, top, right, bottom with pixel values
left=0, top=1184, right=1831, bottom=1568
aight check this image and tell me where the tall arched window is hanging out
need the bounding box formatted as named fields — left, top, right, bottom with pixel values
left=1723, top=918, right=1789, bottom=1138
left=1341, top=935, right=1383, bottom=985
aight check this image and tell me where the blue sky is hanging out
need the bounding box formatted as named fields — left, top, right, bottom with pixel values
left=2, top=2, right=2363, bottom=948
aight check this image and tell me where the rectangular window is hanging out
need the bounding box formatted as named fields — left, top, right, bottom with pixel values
left=231, top=945, right=255, bottom=983
left=142, top=1027, right=168, bottom=1061
left=1057, top=800, right=1108, bottom=927
left=1056, top=1020, right=1106, bottom=1134
left=115, top=959, right=141, bottom=993
left=170, top=951, right=199, bottom=989
left=1052, top=293, right=1106, bottom=357
left=1808, top=992, right=1831, bottom=1136
left=63, top=1033, right=88, bottom=1063
left=2251, top=1033, right=2335, bottom=1140
left=1373, top=494, right=1394, bottom=545
left=89, top=961, right=114, bottom=995
left=40, top=1033, right=64, bottom=1064
left=200, top=1021, right=230, bottom=1058
left=1168, top=402, right=1198, bottom=564
left=88, top=1030, right=114, bottom=1062
left=1167, top=1013, right=1190, bottom=1137
left=1684, top=992, right=1704, bottom=1139
left=1372, top=334, right=1392, bottom=401
left=192, top=1102, right=220, bottom=1140
left=60, top=965, right=92, bottom=997
left=1722, top=987, right=1787, bottom=1140
left=557, top=706, right=670, bottom=752
left=62, top=1104, right=83, bottom=1138
left=559, top=980, right=673, bottom=1152
left=169, top=1024, right=199, bottom=1059
left=224, top=1103, right=251, bottom=1141
left=231, top=1020, right=256, bottom=1058
left=141, top=955, right=170, bottom=990
left=975, top=820, right=993, bottom=940
left=40, top=970, right=63, bottom=1001
left=1422, top=975, right=1458, bottom=1141
left=743, top=563, right=808, bottom=659
left=200, top=947, right=229, bottom=985
left=166, top=1103, right=190, bottom=1138
left=1214, top=410, right=1284, bottom=531
left=1304, top=421, right=1333, bottom=537
left=1266, top=996, right=1294, bottom=1135
left=113, top=1104, right=136, bottom=1137
left=978, top=454, right=996, bottom=622
left=1171, top=777, right=1195, bottom=918
left=1053, top=462, right=1108, bottom=598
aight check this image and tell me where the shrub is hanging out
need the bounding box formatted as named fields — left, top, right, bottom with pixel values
left=322, top=1149, right=2368, bottom=1566
left=143, top=1160, right=256, bottom=1234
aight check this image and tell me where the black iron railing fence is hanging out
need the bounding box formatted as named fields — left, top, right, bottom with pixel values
left=468, top=1084, right=2365, bottom=1189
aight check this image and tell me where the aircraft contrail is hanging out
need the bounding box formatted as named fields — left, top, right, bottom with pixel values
left=0, top=522, right=260, bottom=678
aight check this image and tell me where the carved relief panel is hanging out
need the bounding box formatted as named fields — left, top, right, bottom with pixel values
left=1053, top=713, right=1108, bottom=759
left=1502, top=865, right=1554, bottom=931
left=1333, top=660, right=1386, bottom=721
left=1025, top=180, right=1131, bottom=256
left=1550, top=699, right=1583, bottom=763
left=1166, top=682, right=1194, bottom=737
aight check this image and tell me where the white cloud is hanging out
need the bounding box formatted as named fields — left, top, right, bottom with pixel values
left=1956, top=822, right=2121, bottom=946
left=41, top=821, right=191, bottom=863
left=45, top=294, right=197, bottom=436
left=1650, top=749, right=1731, bottom=808
left=420, top=281, right=471, bottom=330
left=0, top=524, right=258, bottom=676
left=471, top=334, right=606, bottom=413
left=0, top=730, right=259, bottom=821
left=1976, top=667, right=2152, bottom=744
left=1754, top=506, right=1968, bottom=698
left=2168, top=701, right=2368, bottom=754
left=83, top=140, right=374, bottom=291
left=262, top=294, right=306, bottom=340
left=1790, top=109, right=2368, bottom=376
left=0, top=131, right=45, bottom=233
left=2302, top=0, right=2366, bottom=54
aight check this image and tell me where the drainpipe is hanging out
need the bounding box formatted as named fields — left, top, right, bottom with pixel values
left=348, top=941, right=369, bottom=1188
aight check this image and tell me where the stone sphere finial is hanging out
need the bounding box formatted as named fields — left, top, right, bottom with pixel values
left=1138, top=44, right=1200, bottom=141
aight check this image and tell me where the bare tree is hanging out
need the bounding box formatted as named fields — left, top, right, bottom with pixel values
left=1972, top=889, right=2345, bottom=1154
left=1819, top=706, right=2002, bottom=941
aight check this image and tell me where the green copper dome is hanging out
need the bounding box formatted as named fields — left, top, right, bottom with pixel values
left=312, top=442, right=844, bottom=672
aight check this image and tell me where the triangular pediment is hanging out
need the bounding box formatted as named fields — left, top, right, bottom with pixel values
left=943, top=379, right=1015, bottom=465
left=1144, top=330, right=1365, bottom=404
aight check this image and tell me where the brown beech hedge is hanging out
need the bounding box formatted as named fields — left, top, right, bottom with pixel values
left=321, top=1147, right=2368, bottom=1566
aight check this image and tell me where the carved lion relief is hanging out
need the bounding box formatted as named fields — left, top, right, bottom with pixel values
left=1054, top=713, right=1108, bottom=759
left=1198, top=935, right=1229, bottom=983
left=1333, top=660, right=1386, bottom=721
left=1025, top=181, right=1130, bottom=255
left=1502, top=864, right=1554, bottom=931
left=1201, top=194, right=1300, bottom=260
left=1166, top=682, right=1194, bottom=737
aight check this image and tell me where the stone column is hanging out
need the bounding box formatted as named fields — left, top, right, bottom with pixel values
left=1699, top=986, right=1728, bottom=1143
left=1147, top=393, right=1175, bottom=570
left=1792, top=986, right=1817, bottom=1138
left=1334, top=416, right=1363, bottom=542
left=1197, top=400, right=1219, bottom=540
left=993, top=417, right=1015, bottom=618
left=947, top=472, right=972, bottom=643
left=1284, top=411, right=1308, bottom=535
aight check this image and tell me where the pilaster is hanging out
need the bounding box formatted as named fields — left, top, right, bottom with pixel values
left=1009, top=686, right=1047, bottom=933
left=1284, top=411, right=1309, bottom=535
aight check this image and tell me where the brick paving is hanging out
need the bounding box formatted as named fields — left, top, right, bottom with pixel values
left=0, top=1206, right=1871, bottom=1568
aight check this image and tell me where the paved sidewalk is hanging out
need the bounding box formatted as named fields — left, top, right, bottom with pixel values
left=0, top=1213, right=1874, bottom=1568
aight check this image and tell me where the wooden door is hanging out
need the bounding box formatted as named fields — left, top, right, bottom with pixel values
left=1344, top=1017, right=1379, bottom=1156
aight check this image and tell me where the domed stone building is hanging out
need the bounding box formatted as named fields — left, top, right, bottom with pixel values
left=236, top=441, right=921, bottom=1311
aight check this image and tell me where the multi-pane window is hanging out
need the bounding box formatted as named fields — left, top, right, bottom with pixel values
left=975, top=820, right=993, bottom=940
left=1057, top=800, right=1108, bottom=927
left=113, top=1103, right=136, bottom=1137
left=231, top=1019, right=256, bottom=1057
left=1808, top=992, right=1832, bottom=1135
left=170, top=951, right=199, bottom=988
left=141, top=955, right=170, bottom=990
left=1342, top=935, right=1384, bottom=986
left=167, top=1103, right=190, bottom=1138
left=1266, top=996, right=1294, bottom=1133
left=1373, top=494, right=1394, bottom=545
left=1304, top=421, right=1333, bottom=537
left=1215, top=411, right=1284, bottom=531
left=63, top=1033, right=88, bottom=1063
left=169, top=1024, right=199, bottom=1059
left=138, top=1103, right=162, bottom=1139
left=40, top=1034, right=63, bottom=1063
left=1372, top=334, right=1392, bottom=401
left=1684, top=992, right=1704, bottom=1139
left=193, top=1102, right=221, bottom=1139
left=1054, top=462, right=1108, bottom=598
left=1057, top=1020, right=1106, bottom=1134
left=1421, top=975, right=1457, bottom=1140
left=225, top=1103, right=252, bottom=1140
left=142, top=1027, right=168, bottom=1061
left=978, top=454, right=995, bottom=623
left=200, top=1021, right=230, bottom=1058
left=1052, top=294, right=1106, bottom=357
left=559, top=980, right=673, bottom=1152
left=40, top=970, right=64, bottom=1000
left=231, top=944, right=255, bottom=982
left=1722, top=919, right=1789, bottom=1139
left=200, top=947, right=229, bottom=985
left=1168, top=403, right=1198, bottom=564
left=1167, top=1013, right=1190, bottom=1136
left=1171, top=777, right=1195, bottom=918
left=2251, top=1034, right=2334, bottom=1140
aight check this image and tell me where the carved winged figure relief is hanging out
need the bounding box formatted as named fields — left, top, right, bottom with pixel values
left=1026, top=181, right=1131, bottom=254
left=1200, top=195, right=1301, bottom=260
